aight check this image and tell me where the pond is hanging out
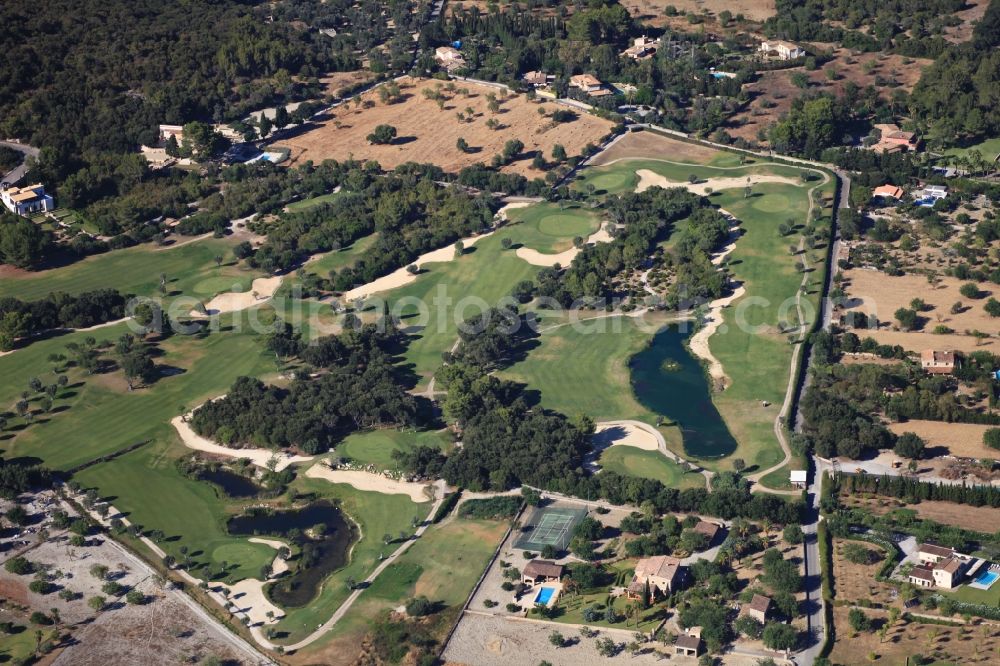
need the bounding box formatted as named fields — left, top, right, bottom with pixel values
left=629, top=325, right=738, bottom=459
left=227, top=501, right=357, bottom=608
left=199, top=468, right=261, bottom=499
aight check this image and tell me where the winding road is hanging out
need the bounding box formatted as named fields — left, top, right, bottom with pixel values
left=0, top=139, right=39, bottom=187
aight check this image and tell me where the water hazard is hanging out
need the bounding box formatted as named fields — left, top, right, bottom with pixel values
left=629, top=324, right=738, bottom=458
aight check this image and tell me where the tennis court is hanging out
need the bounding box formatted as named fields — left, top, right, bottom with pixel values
left=514, top=504, right=588, bottom=552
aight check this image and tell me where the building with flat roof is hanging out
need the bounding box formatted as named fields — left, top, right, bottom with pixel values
left=790, top=470, right=808, bottom=489
left=1, top=183, right=54, bottom=216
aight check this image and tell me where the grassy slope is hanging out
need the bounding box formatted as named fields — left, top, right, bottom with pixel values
left=335, top=428, right=453, bottom=471
left=0, top=237, right=256, bottom=302
left=599, top=446, right=704, bottom=490
left=304, top=233, right=379, bottom=278
left=286, top=191, right=342, bottom=212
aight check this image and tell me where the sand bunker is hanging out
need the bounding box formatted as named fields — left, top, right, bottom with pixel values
left=515, top=224, right=614, bottom=267
left=305, top=464, right=431, bottom=502
left=191, top=275, right=283, bottom=316
left=249, top=537, right=290, bottom=577
left=496, top=201, right=533, bottom=221
left=635, top=169, right=799, bottom=196
left=593, top=421, right=660, bottom=451
left=217, top=578, right=285, bottom=626
left=171, top=415, right=313, bottom=471
left=341, top=231, right=493, bottom=301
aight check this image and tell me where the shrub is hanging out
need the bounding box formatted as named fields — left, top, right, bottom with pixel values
left=405, top=596, right=436, bottom=617
left=367, top=124, right=397, bottom=144
left=4, top=556, right=33, bottom=575
left=894, top=432, right=925, bottom=459
left=848, top=608, right=871, bottom=632
left=986, top=428, right=1000, bottom=451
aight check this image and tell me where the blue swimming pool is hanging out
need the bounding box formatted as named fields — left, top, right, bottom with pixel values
left=973, top=570, right=999, bottom=587
left=534, top=586, right=556, bottom=604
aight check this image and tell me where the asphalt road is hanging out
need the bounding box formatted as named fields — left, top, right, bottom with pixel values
left=0, top=140, right=39, bottom=187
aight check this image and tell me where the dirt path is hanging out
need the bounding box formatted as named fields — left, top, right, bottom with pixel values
left=171, top=415, right=313, bottom=471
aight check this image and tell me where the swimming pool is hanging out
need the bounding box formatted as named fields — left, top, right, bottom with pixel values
left=534, top=586, right=556, bottom=604
left=973, top=570, right=999, bottom=588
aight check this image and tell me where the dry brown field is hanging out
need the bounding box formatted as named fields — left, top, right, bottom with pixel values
left=589, top=129, right=723, bottom=165
left=621, top=0, right=777, bottom=23
left=321, top=70, right=375, bottom=98
left=830, top=605, right=999, bottom=666
left=281, top=77, right=614, bottom=177
left=842, top=493, right=1000, bottom=534
left=729, top=49, right=930, bottom=143
left=946, top=0, right=989, bottom=42
left=886, top=420, right=996, bottom=459
left=858, top=328, right=997, bottom=354
left=830, top=537, right=895, bottom=606
left=844, top=269, right=998, bottom=334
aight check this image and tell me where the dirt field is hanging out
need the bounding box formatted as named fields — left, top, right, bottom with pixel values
left=280, top=77, right=614, bottom=177
left=729, top=49, right=930, bottom=143
left=886, top=420, right=996, bottom=459
left=621, top=0, right=777, bottom=23
left=321, top=70, right=375, bottom=98
left=589, top=130, right=723, bottom=166
left=945, top=0, right=989, bottom=42
left=830, top=537, right=896, bottom=607
left=830, top=605, right=1000, bottom=666
left=844, top=268, right=998, bottom=331
left=843, top=493, right=1000, bottom=535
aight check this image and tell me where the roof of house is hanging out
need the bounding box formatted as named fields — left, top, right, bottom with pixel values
left=763, top=40, right=802, bottom=50
left=523, top=71, right=548, bottom=84
left=790, top=470, right=808, bottom=483
left=919, top=542, right=957, bottom=558
left=873, top=184, right=905, bottom=199
left=523, top=560, right=564, bottom=579
left=693, top=521, right=720, bottom=540
left=920, top=351, right=955, bottom=366
left=748, top=594, right=772, bottom=614
left=634, top=555, right=681, bottom=580
left=938, top=557, right=963, bottom=575
left=909, top=565, right=934, bottom=582
left=570, top=74, right=602, bottom=87
left=675, top=634, right=701, bottom=650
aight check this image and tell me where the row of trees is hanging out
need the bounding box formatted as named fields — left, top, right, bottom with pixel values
left=0, top=289, right=127, bottom=351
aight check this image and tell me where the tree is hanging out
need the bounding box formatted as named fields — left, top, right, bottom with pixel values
left=88, top=596, right=106, bottom=612
left=367, top=124, right=397, bottom=144
left=552, top=144, right=567, bottom=162
left=894, top=307, right=918, bottom=331
left=986, top=428, right=1000, bottom=451
left=985, top=298, right=1000, bottom=318
left=848, top=608, right=871, bottom=632
left=762, top=622, right=797, bottom=650
left=0, top=216, right=52, bottom=269
left=783, top=524, right=804, bottom=545
left=960, top=282, right=982, bottom=299
left=548, top=630, right=565, bottom=647
left=894, top=432, right=926, bottom=459
left=273, top=106, right=290, bottom=129
left=733, top=458, right=746, bottom=473
left=258, top=114, right=272, bottom=138
left=456, top=137, right=470, bottom=153
left=125, top=590, right=145, bottom=605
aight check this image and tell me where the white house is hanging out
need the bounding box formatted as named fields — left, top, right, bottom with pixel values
left=790, top=470, right=808, bottom=489
left=759, top=40, right=805, bottom=60
left=569, top=74, right=612, bottom=97
left=1, top=183, right=54, bottom=216
left=434, top=46, right=466, bottom=71
left=622, top=36, right=658, bottom=60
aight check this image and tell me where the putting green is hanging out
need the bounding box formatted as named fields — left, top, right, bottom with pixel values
left=586, top=170, right=634, bottom=193
left=213, top=541, right=273, bottom=566
left=751, top=193, right=790, bottom=213
left=537, top=213, right=597, bottom=237
left=192, top=276, right=249, bottom=296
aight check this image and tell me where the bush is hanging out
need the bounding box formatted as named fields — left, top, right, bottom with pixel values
left=985, top=428, right=1000, bottom=451
left=848, top=608, right=871, bottom=632
left=894, top=432, right=925, bottom=459
left=783, top=524, right=804, bottom=545
left=29, top=612, right=52, bottom=625
left=367, top=124, right=397, bottom=144
left=404, top=596, right=436, bottom=617
left=4, top=556, right=33, bottom=575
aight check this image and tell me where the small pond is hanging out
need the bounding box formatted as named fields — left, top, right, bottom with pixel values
left=199, top=468, right=261, bottom=499
left=227, top=501, right=357, bottom=608
left=630, top=325, right=738, bottom=458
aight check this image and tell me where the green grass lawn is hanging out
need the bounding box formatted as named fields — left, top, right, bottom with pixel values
left=0, top=628, right=56, bottom=663
left=384, top=231, right=539, bottom=386
left=500, top=316, right=658, bottom=423
left=947, top=581, right=1000, bottom=606
left=504, top=203, right=601, bottom=253
left=304, top=233, right=379, bottom=278
left=0, top=236, right=256, bottom=303
left=286, top=191, right=342, bottom=212
left=943, top=137, right=1000, bottom=161
left=334, top=428, right=453, bottom=471
left=269, top=476, right=427, bottom=643
left=599, top=446, right=704, bottom=490
left=294, top=516, right=510, bottom=659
